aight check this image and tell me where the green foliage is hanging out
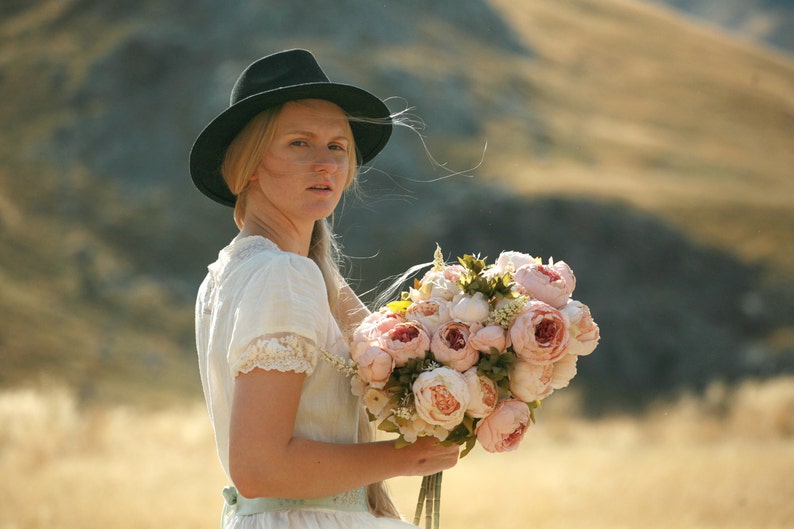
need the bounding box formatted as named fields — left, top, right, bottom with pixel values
left=527, top=399, right=541, bottom=424
left=456, top=254, right=515, bottom=299
left=384, top=354, right=440, bottom=399
left=439, top=415, right=479, bottom=457
left=477, top=348, right=517, bottom=394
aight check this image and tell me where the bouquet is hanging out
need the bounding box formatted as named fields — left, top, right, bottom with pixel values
left=348, top=246, right=599, bottom=528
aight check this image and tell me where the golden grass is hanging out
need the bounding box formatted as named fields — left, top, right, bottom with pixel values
left=1, top=378, right=792, bottom=529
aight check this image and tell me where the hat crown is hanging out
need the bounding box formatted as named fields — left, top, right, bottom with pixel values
left=230, top=49, right=331, bottom=105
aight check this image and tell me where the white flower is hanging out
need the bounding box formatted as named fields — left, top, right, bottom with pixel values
left=362, top=387, right=393, bottom=419
left=495, top=251, right=538, bottom=275
left=410, top=271, right=459, bottom=302
left=449, top=291, right=491, bottom=324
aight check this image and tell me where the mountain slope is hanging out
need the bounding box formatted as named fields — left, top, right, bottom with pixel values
left=647, top=0, right=794, bottom=54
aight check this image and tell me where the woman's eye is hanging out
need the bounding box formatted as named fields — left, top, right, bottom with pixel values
left=290, top=140, right=308, bottom=147
left=329, top=144, right=346, bottom=152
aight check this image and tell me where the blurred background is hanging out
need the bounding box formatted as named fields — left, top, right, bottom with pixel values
left=1, top=1, right=792, bottom=528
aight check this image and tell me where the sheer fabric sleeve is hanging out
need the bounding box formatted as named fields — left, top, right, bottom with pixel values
left=224, top=252, right=329, bottom=378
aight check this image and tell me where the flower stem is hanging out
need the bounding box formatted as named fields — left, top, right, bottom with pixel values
left=413, top=475, right=428, bottom=526
left=433, top=471, right=443, bottom=529
left=414, top=472, right=443, bottom=529
left=425, top=472, right=434, bottom=529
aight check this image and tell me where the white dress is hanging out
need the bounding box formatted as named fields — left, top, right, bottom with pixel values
left=195, top=236, right=418, bottom=529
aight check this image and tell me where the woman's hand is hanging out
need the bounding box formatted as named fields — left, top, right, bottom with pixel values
left=395, top=436, right=461, bottom=477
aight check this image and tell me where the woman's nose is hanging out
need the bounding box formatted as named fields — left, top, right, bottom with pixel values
left=311, top=147, right=341, bottom=171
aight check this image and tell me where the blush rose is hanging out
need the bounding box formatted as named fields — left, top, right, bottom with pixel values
left=405, top=297, right=452, bottom=335
left=475, top=399, right=531, bottom=453
left=431, top=321, right=479, bottom=372
left=463, top=368, right=498, bottom=418
left=509, top=300, right=570, bottom=365
left=561, top=300, right=600, bottom=356
left=513, top=262, right=570, bottom=309
left=356, top=346, right=395, bottom=389
left=469, top=324, right=508, bottom=354
left=378, top=321, right=431, bottom=367
left=412, top=367, right=470, bottom=431
left=352, top=309, right=404, bottom=349
left=509, top=359, right=554, bottom=401
left=551, top=353, right=578, bottom=390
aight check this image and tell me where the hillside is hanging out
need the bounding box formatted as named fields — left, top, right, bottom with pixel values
left=648, top=0, right=794, bottom=54
left=0, top=0, right=791, bottom=408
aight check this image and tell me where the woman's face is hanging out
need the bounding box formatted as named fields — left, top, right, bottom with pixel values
left=249, top=99, right=353, bottom=227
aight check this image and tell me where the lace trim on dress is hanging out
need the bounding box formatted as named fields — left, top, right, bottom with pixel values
left=232, top=333, right=318, bottom=377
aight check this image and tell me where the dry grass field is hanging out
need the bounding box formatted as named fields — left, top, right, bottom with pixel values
left=2, top=377, right=792, bottom=529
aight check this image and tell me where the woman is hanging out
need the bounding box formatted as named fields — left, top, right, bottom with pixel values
left=190, top=49, right=459, bottom=528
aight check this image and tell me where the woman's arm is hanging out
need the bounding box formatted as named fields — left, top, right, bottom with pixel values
left=228, top=368, right=460, bottom=499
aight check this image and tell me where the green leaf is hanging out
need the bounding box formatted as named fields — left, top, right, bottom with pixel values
left=460, top=435, right=478, bottom=458
left=378, top=419, right=400, bottom=434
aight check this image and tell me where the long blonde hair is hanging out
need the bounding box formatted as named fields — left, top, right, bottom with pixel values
left=220, top=102, right=400, bottom=519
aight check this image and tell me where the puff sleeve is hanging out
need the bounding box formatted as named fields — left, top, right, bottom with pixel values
left=223, top=252, right=330, bottom=378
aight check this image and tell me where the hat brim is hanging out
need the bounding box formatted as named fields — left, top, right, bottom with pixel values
left=190, top=82, right=392, bottom=207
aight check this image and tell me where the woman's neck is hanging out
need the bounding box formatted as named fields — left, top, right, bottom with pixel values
left=238, top=215, right=312, bottom=257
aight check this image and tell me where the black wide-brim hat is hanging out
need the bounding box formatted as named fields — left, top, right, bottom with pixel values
left=189, top=49, right=393, bottom=206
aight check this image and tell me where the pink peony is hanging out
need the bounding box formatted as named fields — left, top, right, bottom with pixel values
left=413, top=367, right=470, bottom=430
left=431, top=321, right=479, bottom=372
left=561, top=300, right=600, bottom=356
left=469, top=324, right=508, bottom=354
left=378, top=321, right=431, bottom=366
left=356, top=346, right=395, bottom=389
left=509, top=359, right=554, bottom=401
left=435, top=263, right=465, bottom=283
left=551, top=260, right=576, bottom=297
left=405, top=298, right=452, bottom=335
left=513, top=262, right=570, bottom=309
left=475, top=399, right=531, bottom=453
left=463, top=368, right=498, bottom=418
left=353, top=309, right=404, bottom=347
left=551, top=354, right=578, bottom=390
left=509, top=300, right=570, bottom=365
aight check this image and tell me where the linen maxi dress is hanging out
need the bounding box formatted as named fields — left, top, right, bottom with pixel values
left=196, top=236, right=419, bottom=529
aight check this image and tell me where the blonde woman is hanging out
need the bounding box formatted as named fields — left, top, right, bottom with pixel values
left=190, top=49, right=459, bottom=529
